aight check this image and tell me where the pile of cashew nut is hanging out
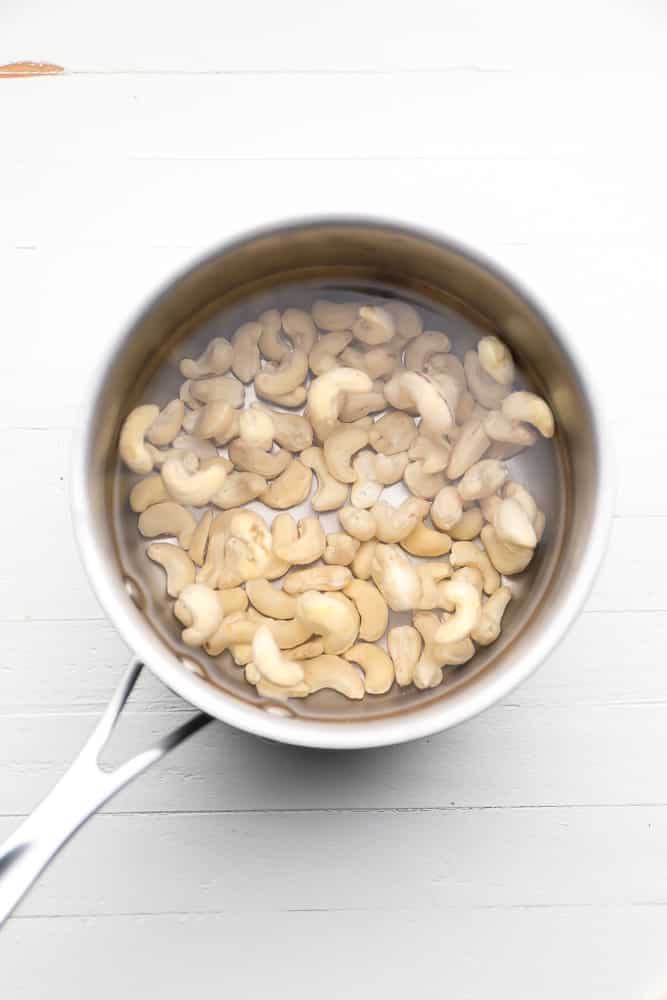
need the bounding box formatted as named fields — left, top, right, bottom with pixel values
left=120, top=297, right=554, bottom=700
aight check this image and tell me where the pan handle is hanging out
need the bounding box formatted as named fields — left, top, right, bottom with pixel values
left=0, top=658, right=211, bottom=926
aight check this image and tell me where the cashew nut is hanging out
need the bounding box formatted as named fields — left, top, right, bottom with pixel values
left=283, top=565, right=352, bottom=595
left=368, top=411, right=418, bottom=455
left=344, top=578, right=389, bottom=642
left=185, top=401, right=237, bottom=443
left=247, top=609, right=314, bottom=649
left=256, top=384, right=308, bottom=409
left=413, top=612, right=475, bottom=689
left=480, top=494, right=502, bottom=525
left=404, top=461, right=447, bottom=500
left=503, top=481, right=538, bottom=522
left=301, top=655, right=364, bottom=700
left=351, top=539, right=377, bottom=580
left=257, top=309, right=287, bottom=361
left=408, top=434, right=451, bottom=475
left=431, top=486, right=463, bottom=532
left=224, top=510, right=273, bottom=581
left=290, top=639, right=326, bottom=660
left=174, top=583, right=223, bottom=647
left=258, top=406, right=313, bottom=452
left=146, top=400, right=186, bottom=447
left=180, top=337, right=234, bottom=380
left=471, top=586, right=512, bottom=645
left=458, top=459, right=508, bottom=502
left=338, top=387, right=386, bottom=422
left=388, top=625, right=422, bottom=687
left=385, top=371, right=454, bottom=436
left=129, top=475, right=170, bottom=513
left=338, top=505, right=376, bottom=542
left=350, top=451, right=383, bottom=508
left=138, top=502, right=197, bottom=548
left=480, top=524, right=534, bottom=575
left=217, top=588, right=249, bottom=617
left=323, top=425, right=369, bottom=484
left=162, top=454, right=228, bottom=507
left=187, top=510, right=213, bottom=566
left=478, top=335, right=515, bottom=385
left=255, top=348, right=309, bottom=398
left=251, top=625, right=305, bottom=687
left=434, top=580, right=481, bottom=644
left=228, top=440, right=291, bottom=479
left=301, top=446, right=349, bottom=511
left=494, top=497, right=538, bottom=548
left=371, top=498, right=430, bottom=543
left=501, top=391, right=554, bottom=438
left=311, top=299, right=361, bottom=331
left=281, top=308, right=317, bottom=354
left=449, top=506, right=484, bottom=541
left=383, top=300, right=422, bottom=340
left=190, top=375, right=245, bottom=408
left=446, top=418, right=490, bottom=479
left=341, top=345, right=399, bottom=380
left=323, top=532, right=361, bottom=566
left=119, top=404, right=160, bottom=474
left=307, top=367, right=373, bottom=441
left=259, top=459, right=312, bottom=510
left=401, top=520, right=451, bottom=557
left=246, top=579, right=297, bottom=620
left=371, top=543, right=422, bottom=612
left=405, top=332, right=451, bottom=370
left=147, top=542, right=196, bottom=596
left=352, top=305, right=395, bottom=345
left=231, top=321, right=263, bottom=383
left=309, top=331, right=353, bottom=375
left=271, top=513, right=326, bottom=564
left=484, top=410, right=536, bottom=448
left=463, top=350, right=511, bottom=409
left=449, top=540, right=500, bottom=594
left=239, top=404, right=274, bottom=450
left=415, top=562, right=452, bottom=610
left=344, top=643, right=394, bottom=694
left=374, top=452, right=409, bottom=485
left=295, top=591, right=360, bottom=654
left=211, top=472, right=267, bottom=509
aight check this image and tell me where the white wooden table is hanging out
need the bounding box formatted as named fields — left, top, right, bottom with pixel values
left=1, top=4, right=666, bottom=996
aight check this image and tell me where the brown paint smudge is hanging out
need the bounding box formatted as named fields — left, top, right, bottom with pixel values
left=0, top=61, right=65, bottom=79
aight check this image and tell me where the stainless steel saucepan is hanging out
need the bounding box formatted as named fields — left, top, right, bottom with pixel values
left=0, top=218, right=613, bottom=923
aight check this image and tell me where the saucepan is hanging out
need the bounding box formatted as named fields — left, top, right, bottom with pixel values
left=0, top=217, right=613, bottom=923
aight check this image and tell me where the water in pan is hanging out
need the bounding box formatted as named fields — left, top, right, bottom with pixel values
left=113, top=275, right=565, bottom=723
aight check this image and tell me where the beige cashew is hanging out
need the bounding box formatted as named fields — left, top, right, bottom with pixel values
left=309, top=331, right=353, bottom=375
left=458, top=459, right=508, bottom=502
left=184, top=400, right=233, bottom=441
left=146, top=400, right=186, bottom=447
left=371, top=543, right=422, bottom=612
left=162, top=455, right=227, bottom=507
left=323, top=426, right=369, bottom=484
left=401, top=520, right=451, bottom=557
left=179, top=380, right=202, bottom=409
left=447, top=418, right=490, bottom=479
left=434, top=580, right=481, bottom=644
left=449, top=540, right=500, bottom=594
left=190, top=375, right=245, bottom=408
left=301, top=655, right=364, bottom=700
left=217, top=588, right=249, bottom=617
left=451, top=566, right=484, bottom=592
left=251, top=626, right=305, bottom=687
left=196, top=533, right=243, bottom=589
left=341, top=345, right=399, bottom=380
left=343, top=579, right=389, bottom=642
left=478, top=335, right=515, bottom=385
left=344, top=643, right=394, bottom=695
left=338, top=388, right=386, bottom=422
left=295, top=591, right=360, bottom=654
left=368, top=411, right=418, bottom=455
left=259, top=459, right=312, bottom=510
left=481, top=524, right=534, bottom=575
left=205, top=611, right=255, bottom=655
left=264, top=551, right=292, bottom=581
left=247, top=609, right=314, bottom=649
left=257, top=384, right=308, bottom=408
left=245, top=667, right=310, bottom=701
left=257, top=308, right=287, bottom=361
left=255, top=348, right=309, bottom=398
left=119, top=404, right=160, bottom=474
left=212, top=472, right=267, bottom=509
left=449, top=506, right=484, bottom=541
left=408, top=434, right=451, bottom=476
left=323, top=532, right=361, bottom=566
left=290, top=639, right=326, bottom=660
left=484, top=410, right=536, bottom=448
left=374, top=452, right=409, bottom=486
left=246, top=579, right=297, bottom=620
left=352, top=305, right=395, bottom=345
left=383, top=300, right=422, bottom=340
left=351, top=539, right=377, bottom=580
left=431, top=486, right=463, bottom=532
left=503, top=481, right=538, bottom=523
left=479, top=494, right=502, bottom=525
left=129, top=475, right=169, bottom=513
left=404, top=461, right=447, bottom=500
left=464, top=350, right=511, bottom=409
left=405, top=332, right=451, bottom=371
left=174, top=583, right=223, bottom=647
left=412, top=612, right=475, bottom=689
left=224, top=510, right=273, bottom=581
left=271, top=513, right=326, bottom=564
left=170, top=432, right=220, bottom=461
left=239, top=405, right=274, bottom=450
left=180, top=337, right=234, bottom=379
left=385, top=371, right=454, bottom=436
left=311, top=299, right=362, bottom=331
left=228, top=440, right=291, bottom=479
left=281, top=308, right=318, bottom=355
left=147, top=542, right=195, bottom=597
left=338, top=505, right=376, bottom=542
left=501, top=391, right=555, bottom=438
left=415, top=562, right=452, bottom=611
left=426, top=352, right=466, bottom=391
left=494, top=497, right=538, bottom=548
left=283, top=565, right=352, bottom=595
left=307, top=367, right=373, bottom=441
left=371, top=497, right=430, bottom=543
left=230, top=321, right=262, bottom=383
left=486, top=440, right=530, bottom=461
left=471, top=586, right=512, bottom=645
left=388, top=625, right=422, bottom=687
left=259, top=406, right=313, bottom=452
left=456, top=389, right=477, bottom=424
left=301, top=446, right=349, bottom=511
left=138, top=502, right=197, bottom=548
left=187, top=510, right=213, bottom=565
left=350, top=451, right=383, bottom=509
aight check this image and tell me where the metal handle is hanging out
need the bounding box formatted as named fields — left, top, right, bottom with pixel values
left=0, top=659, right=211, bottom=926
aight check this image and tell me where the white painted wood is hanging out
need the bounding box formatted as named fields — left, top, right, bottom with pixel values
left=1, top=2, right=666, bottom=994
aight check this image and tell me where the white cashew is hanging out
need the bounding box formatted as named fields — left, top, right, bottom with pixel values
left=186, top=401, right=237, bottom=443
left=301, top=655, right=364, bottom=700
left=281, top=308, right=318, bottom=354
left=344, top=643, right=394, bottom=694
left=472, top=586, right=512, bottom=645
left=179, top=379, right=202, bottom=409
left=449, top=506, right=484, bottom=541
left=290, top=639, right=326, bottom=660
left=388, top=625, right=422, bottom=687
left=119, top=404, right=160, bottom=474
left=247, top=609, right=314, bottom=649
left=481, top=524, right=534, bottom=575
left=246, top=579, right=297, bottom=620
left=301, top=446, right=349, bottom=511
left=385, top=371, right=454, bottom=436
left=343, top=579, right=389, bottom=642
left=408, top=434, right=451, bottom=475
left=323, top=532, right=361, bottom=566
left=495, top=497, right=538, bottom=548
left=228, top=440, right=291, bottom=479
left=217, top=588, right=249, bottom=617
left=307, top=367, right=372, bottom=441
left=368, top=411, right=418, bottom=455
left=405, top=332, right=451, bottom=370
left=338, top=387, right=386, bottom=422
left=434, top=580, right=481, bottom=644
left=446, top=418, right=490, bottom=479
left=350, top=450, right=383, bottom=509
left=404, top=461, right=447, bottom=500
left=259, top=459, right=312, bottom=510
left=371, top=543, right=422, bottom=612
left=480, top=494, right=502, bottom=525
left=338, top=505, right=376, bottom=542
left=239, top=404, right=274, bottom=450
left=451, top=566, right=484, bottom=592
left=259, top=406, right=313, bottom=452
left=224, top=510, right=273, bottom=581
left=256, top=384, right=307, bottom=408
left=478, top=335, right=515, bottom=385
left=161, top=455, right=227, bottom=507
left=180, top=338, right=233, bottom=380
left=415, top=562, right=452, bottom=611
left=271, top=513, right=326, bottom=564
left=323, top=425, right=369, bottom=483
left=351, top=539, right=377, bottom=580
left=257, top=309, right=287, bottom=361
left=464, top=350, right=511, bottom=409
left=501, top=391, right=554, bottom=438
left=295, top=591, right=360, bottom=654
left=401, top=520, right=451, bottom=557
left=371, top=498, right=430, bottom=543
left=484, top=410, right=536, bottom=448
left=190, top=375, right=245, bottom=408
left=309, top=331, right=353, bottom=375
left=458, top=459, right=508, bottom=501
left=283, top=565, right=352, bottom=595
left=374, top=452, right=409, bottom=485
left=450, top=540, right=500, bottom=594
left=146, top=400, right=186, bottom=447
left=383, top=300, right=422, bottom=340
left=211, top=472, right=267, bottom=509
left=187, top=510, right=213, bottom=566
left=352, top=305, right=395, bottom=345
left=311, top=299, right=361, bottom=331
left=138, top=502, right=197, bottom=548
left=174, top=583, right=223, bottom=647
left=413, top=612, right=475, bottom=689
left=341, top=345, right=399, bottom=380
left=255, top=348, right=309, bottom=398
left=431, top=486, right=463, bottom=532
left=231, top=321, right=263, bottom=383
left=251, top=625, right=305, bottom=687
left=129, top=475, right=169, bottom=513
left=147, top=542, right=195, bottom=597
left=503, top=481, right=538, bottom=522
